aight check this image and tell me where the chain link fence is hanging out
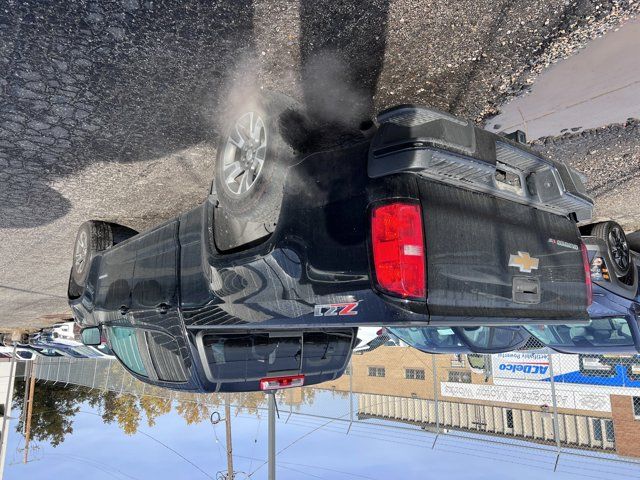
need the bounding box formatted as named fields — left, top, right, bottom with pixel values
left=27, top=347, right=640, bottom=476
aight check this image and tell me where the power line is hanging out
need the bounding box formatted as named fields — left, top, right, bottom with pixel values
left=77, top=410, right=215, bottom=480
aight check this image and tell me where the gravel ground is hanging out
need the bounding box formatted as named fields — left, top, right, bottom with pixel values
left=533, top=120, right=640, bottom=231
left=1, top=0, right=638, bottom=329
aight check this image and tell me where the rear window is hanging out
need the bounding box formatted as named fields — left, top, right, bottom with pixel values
left=202, top=332, right=353, bottom=381
left=206, top=334, right=302, bottom=381
left=301, top=332, right=352, bottom=372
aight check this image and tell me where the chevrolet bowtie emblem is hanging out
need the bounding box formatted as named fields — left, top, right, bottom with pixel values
left=509, top=251, right=539, bottom=273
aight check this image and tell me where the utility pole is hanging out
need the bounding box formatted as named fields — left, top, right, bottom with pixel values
left=23, top=367, right=37, bottom=464
left=22, top=361, right=31, bottom=434
left=268, top=392, right=276, bottom=480
left=0, top=345, right=18, bottom=478
left=225, top=395, right=234, bottom=480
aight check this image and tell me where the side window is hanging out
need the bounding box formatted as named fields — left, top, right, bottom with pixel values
left=109, top=326, right=148, bottom=377
left=108, top=326, right=187, bottom=382
left=145, top=330, right=188, bottom=382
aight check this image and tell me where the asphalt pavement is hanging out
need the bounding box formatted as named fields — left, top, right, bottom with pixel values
left=1, top=0, right=638, bottom=329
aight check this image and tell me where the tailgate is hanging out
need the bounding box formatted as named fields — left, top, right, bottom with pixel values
left=420, top=180, right=588, bottom=322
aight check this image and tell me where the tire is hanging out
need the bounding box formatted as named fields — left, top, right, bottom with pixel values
left=591, top=221, right=631, bottom=278
left=214, top=92, right=305, bottom=228
left=70, top=220, right=114, bottom=288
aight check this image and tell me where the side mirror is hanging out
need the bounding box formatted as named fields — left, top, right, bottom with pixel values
left=81, top=327, right=101, bottom=346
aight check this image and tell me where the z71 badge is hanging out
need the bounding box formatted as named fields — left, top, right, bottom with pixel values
left=314, top=302, right=359, bottom=316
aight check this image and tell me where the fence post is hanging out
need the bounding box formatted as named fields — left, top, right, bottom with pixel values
left=348, top=358, right=354, bottom=434
left=105, top=359, right=112, bottom=391
left=547, top=350, right=562, bottom=470
left=431, top=354, right=440, bottom=448
left=92, top=358, right=98, bottom=389
left=65, top=358, right=72, bottom=386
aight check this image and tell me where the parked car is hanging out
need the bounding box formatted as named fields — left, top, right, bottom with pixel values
left=353, top=327, right=403, bottom=354
left=0, top=346, right=38, bottom=361
left=385, top=326, right=531, bottom=354
left=69, top=100, right=593, bottom=392
left=42, top=321, right=78, bottom=340
left=29, top=336, right=105, bottom=359
left=0, top=345, right=67, bottom=359
left=525, top=221, right=640, bottom=354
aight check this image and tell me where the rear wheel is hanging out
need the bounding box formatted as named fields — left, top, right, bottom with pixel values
left=70, top=220, right=114, bottom=289
left=214, top=92, right=305, bottom=229
left=591, top=221, right=631, bottom=278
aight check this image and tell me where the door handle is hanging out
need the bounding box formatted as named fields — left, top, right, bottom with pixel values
left=156, top=303, right=171, bottom=314
left=119, top=305, right=129, bottom=316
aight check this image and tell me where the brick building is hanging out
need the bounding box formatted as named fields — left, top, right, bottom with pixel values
left=318, top=346, right=640, bottom=457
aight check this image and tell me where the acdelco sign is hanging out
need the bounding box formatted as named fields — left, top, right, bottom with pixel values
left=498, top=363, right=548, bottom=375
left=492, top=352, right=552, bottom=381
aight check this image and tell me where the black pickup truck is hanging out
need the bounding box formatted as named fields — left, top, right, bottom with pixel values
left=70, top=97, right=593, bottom=392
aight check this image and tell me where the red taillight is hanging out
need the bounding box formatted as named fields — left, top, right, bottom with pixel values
left=259, top=375, right=305, bottom=391
left=371, top=202, right=426, bottom=299
left=580, top=241, right=592, bottom=306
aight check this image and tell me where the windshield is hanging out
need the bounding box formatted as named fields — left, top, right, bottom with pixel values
left=37, top=348, right=63, bottom=357
left=526, top=318, right=634, bottom=349
left=387, top=327, right=466, bottom=352
left=457, top=327, right=528, bottom=351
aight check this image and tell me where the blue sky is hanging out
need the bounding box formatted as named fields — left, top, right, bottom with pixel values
left=5, top=390, right=637, bottom=480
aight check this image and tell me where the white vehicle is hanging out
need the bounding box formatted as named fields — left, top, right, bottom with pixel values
left=353, top=327, right=402, bottom=354
left=47, top=321, right=77, bottom=340
left=0, top=346, right=39, bottom=361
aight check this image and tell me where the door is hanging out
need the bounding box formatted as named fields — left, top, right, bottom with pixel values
left=94, top=238, right=136, bottom=314
left=129, top=221, right=180, bottom=326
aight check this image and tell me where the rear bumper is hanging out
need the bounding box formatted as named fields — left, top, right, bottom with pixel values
left=369, top=105, right=593, bottom=222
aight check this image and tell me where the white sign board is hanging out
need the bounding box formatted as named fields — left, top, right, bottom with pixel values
left=440, top=381, right=612, bottom=412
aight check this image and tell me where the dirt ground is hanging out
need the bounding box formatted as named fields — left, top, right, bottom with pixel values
left=1, top=0, right=638, bottom=328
